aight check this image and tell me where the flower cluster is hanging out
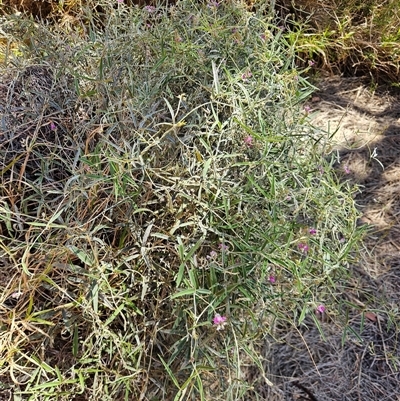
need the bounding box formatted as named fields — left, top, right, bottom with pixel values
left=207, top=0, right=220, bottom=9
left=213, top=314, right=227, bottom=330
left=218, top=243, right=228, bottom=251
left=242, top=71, right=252, bottom=81
left=298, top=243, right=309, bottom=253
left=206, top=250, right=218, bottom=260
left=144, top=5, right=156, bottom=13
left=244, top=135, right=253, bottom=146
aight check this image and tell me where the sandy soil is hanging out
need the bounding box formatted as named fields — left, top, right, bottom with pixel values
left=259, top=76, right=400, bottom=401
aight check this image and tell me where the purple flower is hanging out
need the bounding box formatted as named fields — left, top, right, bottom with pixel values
left=218, top=243, right=228, bottom=251
left=304, top=105, right=311, bottom=114
left=309, top=228, right=317, bottom=235
left=207, top=250, right=218, bottom=260
left=344, top=165, right=351, bottom=174
left=244, top=135, right=253, bottom=146
left=213, top=313, right=227, bottom=330
left=144, top=5, right=156, bottom=12
left=316, top=304, right=326, bottom=314
left=268, top=275, right=276, bottom=284
left=117, top=0, right=124, bottom=3
left=207, top=0, right=220, bottom=8
left=298, top=243, right=309, bottom=253
left=50, top=122, right=56, bottom=131
left=308, top=60, right=315, bottom=66
left=242, top=71, right=252, bottom=81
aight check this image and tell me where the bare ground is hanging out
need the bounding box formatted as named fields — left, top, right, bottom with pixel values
left=259, top=76, right=400, bottom=401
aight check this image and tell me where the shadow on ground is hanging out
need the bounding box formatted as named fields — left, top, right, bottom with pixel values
left=255, top=76, right=400, bottom=401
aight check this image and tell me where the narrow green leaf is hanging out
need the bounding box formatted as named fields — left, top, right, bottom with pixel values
left=171, top=288, right=196, bottom=299
left=159, top=355, right=181, bottom=389
left=202, top=158, right=213, bottom=180
left=73, top=324, right=79, bottom=358
left=104, top=302, right=125, bottom=327
left=299, top=304, right=307, bottom=325
left=67, top=245, right=94, bottom=267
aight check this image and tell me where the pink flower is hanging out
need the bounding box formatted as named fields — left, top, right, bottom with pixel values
left=298, top=243, right=309, bottom=253
left=309, top=228, right=317, bottom=235
left=268, top=275, right=276, bottom=284
left=304, top=105, right=311, bottom=114
left=316, top=304, right=326, bottom=314
left=207, top=250, right=218, bottom=260
left=244, top=135, right=253, bottom=146
left=218, top=243, right=228, bottom=251
left=117, top=0, right=124, bottom=3
left=207, top=0, right=220, bottom=8
left=308, top=60, right=315, bottom=66
left=213, top=314, right=227, bottom=330
left=344, top=165, right=351, bottom=174
left=144, top=5, right=156, bottom=12
left=50, top=122, right=56, bottom=131
left=242, top=71, right=252, bottom=81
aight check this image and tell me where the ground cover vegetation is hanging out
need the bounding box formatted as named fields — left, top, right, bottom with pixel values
left=275, top=0, right=400, bottom=82
left=2, top=0, right=399, bottom=81
left=0, top=0, right=371, bottom=400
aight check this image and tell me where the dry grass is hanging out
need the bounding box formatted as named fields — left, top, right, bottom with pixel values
left=276, top=0, right=400, bottom=82
left=0, top=2, right=380, bottom=400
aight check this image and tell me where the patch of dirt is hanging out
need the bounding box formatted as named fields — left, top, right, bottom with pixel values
left=258, top=76, right=400, bottom=400
left=309, top=76, right=400, bottom=280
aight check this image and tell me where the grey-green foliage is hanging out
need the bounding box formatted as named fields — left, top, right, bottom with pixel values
left=0, top=1, right=364, bottom=400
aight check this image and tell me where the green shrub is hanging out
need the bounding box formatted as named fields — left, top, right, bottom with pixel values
left=0, top=1, right=364, bottom=400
